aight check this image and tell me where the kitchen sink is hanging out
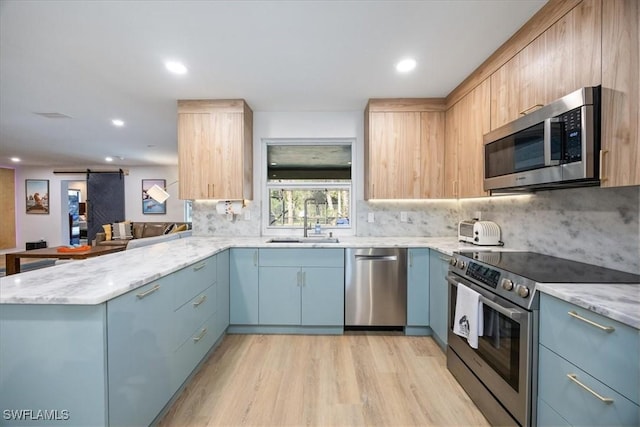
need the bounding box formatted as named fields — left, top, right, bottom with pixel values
left=266, top=237, right=340, bottom=244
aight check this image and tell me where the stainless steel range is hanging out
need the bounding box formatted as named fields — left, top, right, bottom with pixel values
left=446, top=251, right=640, bottom=427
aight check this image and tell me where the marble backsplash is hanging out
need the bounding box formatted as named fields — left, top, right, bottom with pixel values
left=192, top=186, right=640, bottom=274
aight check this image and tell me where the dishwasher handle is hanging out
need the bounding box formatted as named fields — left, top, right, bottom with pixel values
left=355, top=255, right=398, bottom=261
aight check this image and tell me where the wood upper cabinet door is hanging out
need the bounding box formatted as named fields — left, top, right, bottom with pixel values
left=177, top=99, right=253, bottom=200
left=490, top=0, right=601, bottom=130
left=367, top=111, right=421, bottom=199
left=601, top=0, right=640, bottom=187
left=364, top=99, right=446, bottom=199
left=420, top=111, right=445, bottom=198
left=446, top=79, right=491, bottom=198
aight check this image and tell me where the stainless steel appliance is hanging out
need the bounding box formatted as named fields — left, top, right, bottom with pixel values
left=345, top=248, right=407, bottom=326
left=458, top=220, right=502, bottom=246
left=483, top=86, right=600, bottom=193
left=447, top=251, right=640, bottom=426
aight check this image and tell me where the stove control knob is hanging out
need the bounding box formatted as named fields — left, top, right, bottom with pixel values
left=501, top=279, right=514, bottom=291
left=458, top=261, right=466, bottom=269
left=449, top=258, right=458, bottom=267
left=516, top=285, right=530, bottom=298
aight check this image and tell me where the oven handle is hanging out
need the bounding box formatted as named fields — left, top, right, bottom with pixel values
left=447, top=275, right=523, bottom=321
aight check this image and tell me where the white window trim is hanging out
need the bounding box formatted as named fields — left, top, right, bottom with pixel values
left=261, top=138, right=356, bottom=237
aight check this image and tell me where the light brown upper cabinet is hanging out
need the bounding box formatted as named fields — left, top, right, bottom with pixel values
left=600, top=0, right=640, bottom=187
left=490, top=0, right=602, bottom=130
left=177, top=100, right=253, bottom=200
left=364, top=99, right=445, bottom=199
left=445, top=80, right=491, bottom=198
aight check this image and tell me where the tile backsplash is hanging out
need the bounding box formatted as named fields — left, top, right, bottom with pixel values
left=192, top=186, right=640, bottom=274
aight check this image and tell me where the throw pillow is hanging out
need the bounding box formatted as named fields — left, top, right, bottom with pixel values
left=172, top=223, right=188, bottom=233
left=112, top=221, right=133, bottom=240
left=102, top=224, right=112, bottom=241
left=163, top=223, right=176, bottom=235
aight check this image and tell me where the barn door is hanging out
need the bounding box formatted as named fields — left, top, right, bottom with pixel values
left=86, top=171, right=125, bottom=242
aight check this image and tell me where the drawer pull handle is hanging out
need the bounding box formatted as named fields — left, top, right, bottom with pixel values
left=567, top=374, right=614, bottom=404
left=136, top=284, right=160, bottom=299
left=193, top=295, right=207, bottom=307
left=568, top=311, right=615, bottom=333
left=438, top=256, right=451, bottom=262
left=520, top=104, right=544, bottom=116
left=193, top=328, right=208, bottom=343
left=193, top=263, right=206, bottom=271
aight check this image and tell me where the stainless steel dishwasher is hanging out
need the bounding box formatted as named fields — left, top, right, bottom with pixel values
left=345, top=248, right=407, bottom=327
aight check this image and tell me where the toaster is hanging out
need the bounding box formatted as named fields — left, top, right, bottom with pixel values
left=458, top=220, right=502, bottom=246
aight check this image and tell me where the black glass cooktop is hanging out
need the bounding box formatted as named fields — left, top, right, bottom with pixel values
left=457, top=251, right=640, bottom=284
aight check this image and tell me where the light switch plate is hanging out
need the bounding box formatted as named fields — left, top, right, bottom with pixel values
left=367, top=212, right=375, bottom=223
left=400, top=212, right=408, bottom=222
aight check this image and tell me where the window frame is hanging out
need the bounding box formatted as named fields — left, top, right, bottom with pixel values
left=261, top=138, right=355, bottom=237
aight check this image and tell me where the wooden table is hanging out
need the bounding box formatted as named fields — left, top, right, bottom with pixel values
left=5, top=245, right=126, bottom=276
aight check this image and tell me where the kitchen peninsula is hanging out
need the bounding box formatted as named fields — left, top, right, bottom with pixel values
left=1, top=236, right=639, bottom=426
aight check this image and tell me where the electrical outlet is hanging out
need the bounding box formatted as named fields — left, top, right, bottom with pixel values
left=244, top=210, right=251, bottom=221
left=474, top=211, right=482, bottom=220
left=400, top=211, right=408, bottom=222
left=367, top=212, right=375, bottom=223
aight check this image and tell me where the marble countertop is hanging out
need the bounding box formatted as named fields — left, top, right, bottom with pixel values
left=2, top=235, right=638, bottom=329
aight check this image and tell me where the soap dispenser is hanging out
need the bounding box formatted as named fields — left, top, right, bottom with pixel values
left=314, top=220, right=321, bottom=235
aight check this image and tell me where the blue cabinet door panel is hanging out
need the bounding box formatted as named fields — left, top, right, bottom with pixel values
left=407, top=248, right=429, bottom=326
left=216, top=249, right=230, bottom=337
left=259, top=266, right=301, bottom=325
left=429, top=250, right=450, bottom=348
left=302, top=267, right=344, bottom=326
left=230, top=248, right=259, bottom=324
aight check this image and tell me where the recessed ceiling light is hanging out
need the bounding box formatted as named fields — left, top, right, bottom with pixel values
left=10, top=157, right=20, bottom=162
left=396, top=58, right=417, bottom=73
left=112, top=119, right=125, bottom=127
left=165, top=61, right=188, bottom=75
left=105, top=157, right=114, bottom=162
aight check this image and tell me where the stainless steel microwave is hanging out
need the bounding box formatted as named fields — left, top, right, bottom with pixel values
left=483, top=86, right=600, bottom=193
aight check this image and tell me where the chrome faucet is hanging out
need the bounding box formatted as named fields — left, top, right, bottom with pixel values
left=303, top=198, right=315, bottom=238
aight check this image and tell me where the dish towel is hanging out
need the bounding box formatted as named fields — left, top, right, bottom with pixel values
left=453, top=283, right=484, bottom=349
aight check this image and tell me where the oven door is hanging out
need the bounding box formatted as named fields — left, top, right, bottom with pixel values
left=447, top=274, right=534, bottom=426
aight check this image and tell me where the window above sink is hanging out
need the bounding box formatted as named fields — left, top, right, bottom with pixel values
left=262, top=139, right=354, bottom=237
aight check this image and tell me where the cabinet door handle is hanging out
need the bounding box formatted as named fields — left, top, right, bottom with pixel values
left=567, top=374, right=614, bottom=404
left=193, top=294, right=207, bottom=307
left=136, top=284, right=160, bottom=299
left=519, top=104, right=544, bottom=116
left=302, top=271, right=306, bottom=286
left=567, top=311, right=615, bottom=332
left=253, top=250, right=258, bottom=266
left=452, top=180, right=458, bottom=197
left=599, top=150, right=608, bottom=182
left=409, top=252, right=413, bottom=267
left=297, top=271, right=301, bottom=287
left=193, top=328, right=208, bottom=343
left=193, top=262, right=206, bottom=271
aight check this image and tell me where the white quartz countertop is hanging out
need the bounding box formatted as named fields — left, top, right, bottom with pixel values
left=2, top=236, right=638, bottom=329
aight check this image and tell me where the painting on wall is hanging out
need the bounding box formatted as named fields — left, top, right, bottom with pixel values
left=25, top=179, right=50, bottom=214
left=142, top=179, right=166, bottom=214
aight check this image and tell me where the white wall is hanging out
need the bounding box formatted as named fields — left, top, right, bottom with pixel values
left=12, top=165, right=184, bottom=249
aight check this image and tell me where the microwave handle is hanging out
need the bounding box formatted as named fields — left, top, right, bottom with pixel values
left=544, top=117, right=562, bottom=166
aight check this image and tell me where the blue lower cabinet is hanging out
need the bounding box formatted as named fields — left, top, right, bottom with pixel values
left=107, top=276, right=175, bottom=427
left=302, top=267, right=344, bottom=326
left=407, top=248, right=429, bottom=328
left=172, top=312, right=218, bottom=390
left=259, top=266, right=301, bottom=325
left=537, top=398, right=571, bottom=427
left=216, top=249, right=230, bottom=338
left=230, top=248, right=259, bottom=325
left=538, top=345, right=640, bottom=426
left=0, top=304, right=109, bottom=426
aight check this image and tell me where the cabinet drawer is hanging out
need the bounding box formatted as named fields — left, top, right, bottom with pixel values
left=538, top=345, right=640, bottom=427
left=539, top=293, right=640, bottom=404
left=173, top=284, right=217, bottom=349
left=259, top=248, right=344, bottom=267
left=173, top=255, right=217, bottom=309
left=537, top=398, right=570, bottom=427
left=172, top=312, right=218, bottom=390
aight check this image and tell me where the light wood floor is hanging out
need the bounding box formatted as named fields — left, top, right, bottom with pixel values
left=158, top=334, right=489, bottom=427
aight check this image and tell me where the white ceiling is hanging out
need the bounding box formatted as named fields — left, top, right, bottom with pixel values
left=0, top=0, right=546, bottom=167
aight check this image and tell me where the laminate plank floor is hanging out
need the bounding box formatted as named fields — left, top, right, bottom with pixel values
left=159, top=334, right=489, bottom=427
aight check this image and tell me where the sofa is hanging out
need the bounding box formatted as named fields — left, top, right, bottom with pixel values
left=94, top=222, right=192, bottom=250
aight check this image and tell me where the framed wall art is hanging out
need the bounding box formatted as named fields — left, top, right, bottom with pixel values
left=25, top=179, right=50, bottom=214
left=142, top=179, right=166, bottom=214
